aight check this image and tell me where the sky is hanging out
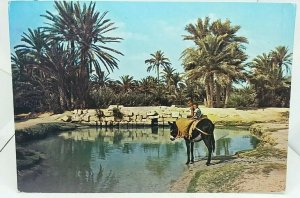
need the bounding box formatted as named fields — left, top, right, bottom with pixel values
left=8, top=1, right=296, bottom=80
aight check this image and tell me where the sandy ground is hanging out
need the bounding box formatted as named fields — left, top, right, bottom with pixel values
left=169, top=157, right=287, bottom=192
left=169, top=124, right=288, bottom=193
left=235, top=166, right=286, bottom=192
left=15, top=107, right=289, bottom=130
left=15, top=112, right=73, bottom=130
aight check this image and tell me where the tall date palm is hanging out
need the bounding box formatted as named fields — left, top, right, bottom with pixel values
left=182, top=17, right=248, bottom=107
left=145, top=50, right=171, bottom=86
left=42, top=1, right=123, bottom=107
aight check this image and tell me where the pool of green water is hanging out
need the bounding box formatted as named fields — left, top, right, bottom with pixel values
left=17, top=126, right=259, bottom=193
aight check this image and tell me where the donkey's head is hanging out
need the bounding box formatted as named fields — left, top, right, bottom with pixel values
left=168, top=121, right=178, bottom=141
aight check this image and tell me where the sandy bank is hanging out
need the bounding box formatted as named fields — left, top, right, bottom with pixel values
left=169, top=122, right=289, bottom=193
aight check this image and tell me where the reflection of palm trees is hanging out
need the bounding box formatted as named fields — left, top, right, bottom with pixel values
left=144, top=142, right=184, bottom=177
left=241, top=135, right=260, bottom=148
left=143, top=143, right=161, bottom=157
left=94, top=133, right=112, bottom=160
left=74, top=163, right=119, bottom=193
left=37, top=138, right=119, bottom=192
left=151, top=126, right=159, bottom=134
left=249, top=136, right=260, bottom=148
left=165, top=142, right=183, bottom=158
left=216, top=138, right=232, bottom=156
left=54, top=134, right=119, bottom=192
left=145, top=157, right=170, bottom=178
left=92, top=164, right=119, bottom=193
left=113, top=131, right=123, bottom=144
left=122, top=143, right=136, bottom=154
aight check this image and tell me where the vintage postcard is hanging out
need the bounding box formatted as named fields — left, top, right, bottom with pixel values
left=9, top=0, right=296, bottom=193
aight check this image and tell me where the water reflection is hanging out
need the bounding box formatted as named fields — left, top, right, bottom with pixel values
left=216, top=138, right=231, bottom=156
left=18, top=127, right=258, bottom=193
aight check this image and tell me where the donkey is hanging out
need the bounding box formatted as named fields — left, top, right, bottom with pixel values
left=169, top=118, right=215, bottom=166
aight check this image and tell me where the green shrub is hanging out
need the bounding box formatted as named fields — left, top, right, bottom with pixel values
left=112, top=107, right=123, bottom=119
left=227, top=87, right=257, bottom=108
left=89, top=87, right=167, bottom=107
left=89, top=87, right=117, bottom=108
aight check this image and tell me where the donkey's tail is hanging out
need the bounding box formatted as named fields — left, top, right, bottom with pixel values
left=211, top=123, right=215, bottom=152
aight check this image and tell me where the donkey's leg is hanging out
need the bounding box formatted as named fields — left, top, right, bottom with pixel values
left=190, top=141, right=195, bottom=164
left=203, top=137, right=213, bottom=166
left=185, top=140, right=191, bottom=165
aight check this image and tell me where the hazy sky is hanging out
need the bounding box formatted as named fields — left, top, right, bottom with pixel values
left=9, top=1, right=296, bottom=80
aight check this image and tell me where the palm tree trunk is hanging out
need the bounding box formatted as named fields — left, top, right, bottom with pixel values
left=71, top=41, right=75, bottom=66
left=205, top=78, right=211, bottom=107
left=79, top=53, right=89, bottom=109
left=215, top=83, right=221, bottom=108
left=208, top=75, right=214, bottom=108
left=224, top=83, right=231, bottom=108
left=69, top=41, right=76, bottom=109
left=157, top=65, right=160, bottom=85
left=58, top=86, right=67, bottom=111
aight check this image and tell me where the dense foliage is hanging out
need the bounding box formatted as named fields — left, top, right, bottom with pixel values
left=11, top=1, right=292, bottom=114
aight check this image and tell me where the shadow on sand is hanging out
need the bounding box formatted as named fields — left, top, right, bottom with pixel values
left=192, top=155, right=238, bottom=166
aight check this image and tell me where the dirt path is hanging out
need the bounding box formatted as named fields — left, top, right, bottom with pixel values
left=15, top=112, right=73, bottom=130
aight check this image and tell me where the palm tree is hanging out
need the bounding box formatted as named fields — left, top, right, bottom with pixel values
left=145, top=50, right=171, bottom=86
left=42, top=1, right=123, bottom=108
left=116, top=75, right=134, bottom=92
left=138, top=76, right=157, bottom=94
left=182, top=35, right=228, bottom=107
left=249, top=47, right=292, bottom=107
left=14, top=28, right=76, bottom=112
left=161, top=65, right=176, bottom=92
left=15, top=28, right=49, bottom=62
left=175, top=83, right=188, bottom=105
left=250, top=53, right=276, bottom=106
left=271, top=46, right=292, bottom=75
left=11, top=50, right=47, bottom=113
left=13, top=28, right=56, bottom=111
left=182, top=17, right=248, bottom=107
left=90, top=71, right=112, bottom=89
left=42, top=42, right=75, bottom=110
left=171, top=72, right=182, bottom=90
left=184, top=17, right=210, bottom=43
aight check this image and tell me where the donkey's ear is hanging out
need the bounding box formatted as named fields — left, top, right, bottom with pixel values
left=173, top=121, right=176, bottom=124
left=168, top=121, right=172, bottom=125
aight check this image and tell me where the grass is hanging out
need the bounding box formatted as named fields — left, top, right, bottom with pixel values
left=16, top=147, right=45, bottom=171
left=187, top=161, right=286, bottom=193
left=15, top=122, right=77, bottom=143
left=238, top=145, right=287, bottom=159
left=187, top=164, right=245, bottom=193
left=214, top=120, right=257, bottom=127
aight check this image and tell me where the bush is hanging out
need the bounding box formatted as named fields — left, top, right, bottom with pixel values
left=89, top=87, right=164, bottom=108
left=89, top=87, right=170, bottom=107
left=112, top=107, right=123, bottom=120
left=227, top=87, right=257, bottom=108
left=89, top=87, right=117, bottom=108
